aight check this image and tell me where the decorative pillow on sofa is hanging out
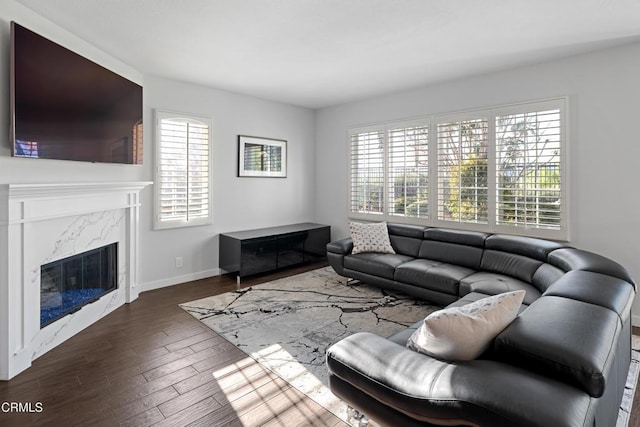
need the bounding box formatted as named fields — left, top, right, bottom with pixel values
left=407, top=290, right=525, bottom=361
left=349, top=221, right=396, bottom=255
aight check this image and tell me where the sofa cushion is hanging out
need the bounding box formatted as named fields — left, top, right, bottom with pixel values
left=424, top=227, right=488, bottom=247
left=407, top=291, right=525, bottom=361
left=544, top=270, right=635, bottom=321
left=349, top=221, right=395, bottom=255
left=387, top=223, right=428, bottom=257
left=387, top=223, right=426, bottom=239
left=549, top=248, right=636, bottom=287
left=460, top=272, right=541, bottom=305
left=494, top=295, right=621, bottom=397
left=531, top=262, right=566, bottom=293
left=390, top=235, right=423, bottom=257
left=480, top=250, right=543, bottom=284
left=394, top=259, right=475, bottom=295
left=389, top=281, right=459, bottom=306
left=344, top=253, right=414, bottom=280
left=418, top=240, right=483, bottom=270
left=485, top=234, right=567, bottom=262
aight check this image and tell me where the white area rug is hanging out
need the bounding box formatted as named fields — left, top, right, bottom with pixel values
left=180, top=267, right=438, bottom=423
left=180, top=267, right=640, bottom=426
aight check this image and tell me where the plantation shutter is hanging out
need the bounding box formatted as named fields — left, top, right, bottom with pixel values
left=155, top=111, right=212, bottom=229
left=349, top=129, right=385, bottom=216
left=437, top=117, right=489, bottom=224
left=495, top=106, right=563, bottom=230
left=388, top=123, right=429, bottom=219
left=347, top=98, right=566, bottom=240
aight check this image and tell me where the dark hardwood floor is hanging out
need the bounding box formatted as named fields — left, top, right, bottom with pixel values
left=0, top=262, right=346, bottom=427
left=1, top=263, right=638, bottom=426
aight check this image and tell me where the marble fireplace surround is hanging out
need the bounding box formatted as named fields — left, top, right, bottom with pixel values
left=0, top=181, right=152, bottom=380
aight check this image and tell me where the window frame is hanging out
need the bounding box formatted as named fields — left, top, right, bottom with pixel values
left=153, top=109, right=213, bottom=230
left=387, top=121, right=430, bottom=222
left=347, top=97, right=569, bottom=240
left=491, top=99, right=567, bottom=239
left=434, top=111, right=490, bottom=227
left=348, top=119, right=431, bottom=226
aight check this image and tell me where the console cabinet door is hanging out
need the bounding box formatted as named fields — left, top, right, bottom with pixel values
left=303, top=227, right=331, bottom=263
left=277, top=232, right=305, bottom=269
left=240, top=238, right=278, bottom=277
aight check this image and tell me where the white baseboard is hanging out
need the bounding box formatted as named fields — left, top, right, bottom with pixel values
left=139, top=268, right=222, bottom=293
left=633, top=314, right=640, bottom=328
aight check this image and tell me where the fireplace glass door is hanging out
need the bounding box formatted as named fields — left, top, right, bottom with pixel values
left=40, top=242, right=118, bottom=328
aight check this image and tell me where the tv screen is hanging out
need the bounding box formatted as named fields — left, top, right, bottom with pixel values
left=10, top=22, right=143, bottom=164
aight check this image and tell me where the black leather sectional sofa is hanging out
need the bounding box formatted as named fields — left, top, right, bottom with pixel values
left=325, top=223, right=636, bottom=427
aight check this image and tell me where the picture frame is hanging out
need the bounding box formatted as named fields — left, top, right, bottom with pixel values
left=238, top=135, right=287, bottom=178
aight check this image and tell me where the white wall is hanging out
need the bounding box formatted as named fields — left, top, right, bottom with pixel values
left=0, top=1, right=317, bottom=292
left=315, top=41, right=640, bottom=323
left=139, top=77, right=316, bottom=289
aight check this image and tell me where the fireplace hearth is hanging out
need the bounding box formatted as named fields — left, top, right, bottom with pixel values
left=40, top=243, right=118, bottom=328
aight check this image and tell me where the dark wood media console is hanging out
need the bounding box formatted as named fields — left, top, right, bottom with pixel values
left=219, top=222, right=331, bottom=281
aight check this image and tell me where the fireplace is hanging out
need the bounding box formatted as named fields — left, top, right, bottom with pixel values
left=0, top=181, right=152, bottom=380
left=41, top=243, right=118, bottom=328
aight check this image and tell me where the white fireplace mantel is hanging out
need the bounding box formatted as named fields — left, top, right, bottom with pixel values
left=0, top=181, right=152, bottom=380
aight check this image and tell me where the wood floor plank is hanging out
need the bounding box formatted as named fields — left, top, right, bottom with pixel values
left=142, top=345, right=227, bottom=382
left=152, top=396, right=221, bottom=427
left=172, top=355, right=260, bottom=395
left=187, top=376, right=292, bottom=427
left=165, top=331, right=216, bottom=352
left=111, top=386, right=180, bottom=424
left=237, top=382, right=341, bottom=427
left=101, top=346, right=196, bottom=384
left=188, top=335, right=233, bottom=353
left=101, top=366, right=199, bottom=412
left=211, top=365, right=286, bottom=406
left=191, top=344, right=247, bottom=373
left=119, top=407, right=166, bottom=427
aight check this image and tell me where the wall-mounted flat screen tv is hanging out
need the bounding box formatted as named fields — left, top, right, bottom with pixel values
left=10, top=22, right=143, bottom=164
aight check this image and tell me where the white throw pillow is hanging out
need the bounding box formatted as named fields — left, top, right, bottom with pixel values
left=349, top=221, right=395, bottom=255
left=407, top=290, right=525, bottom=362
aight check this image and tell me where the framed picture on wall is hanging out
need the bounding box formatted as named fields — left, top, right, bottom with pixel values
left=238, top=135, right=287, bottom=178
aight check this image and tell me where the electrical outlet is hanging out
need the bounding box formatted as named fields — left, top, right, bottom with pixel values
left=175, top=256, right=183, bottom=268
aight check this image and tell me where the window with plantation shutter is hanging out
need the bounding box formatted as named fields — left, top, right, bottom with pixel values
left=350, top=128, right=385, bottom=216
left=495, top=101, right=564, bottom=231
left=347, top=97, right=567, bottom=240
left=154, top=110, right=212, bottom=230
left=437, top=117, right=489, bottom=224
left=388, top=124, right=429, bottom=219
left=349, top=120, right=430, bottom=221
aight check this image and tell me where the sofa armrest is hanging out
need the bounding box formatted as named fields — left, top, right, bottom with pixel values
left=326, top=238, right=353, bottom=276
left=327, top=237, right=353, bottom=255
left=326, top=332, right=592, bottom=427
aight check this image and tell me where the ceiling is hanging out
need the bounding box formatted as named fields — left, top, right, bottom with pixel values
left=16, top=0, right=640, bottom=109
